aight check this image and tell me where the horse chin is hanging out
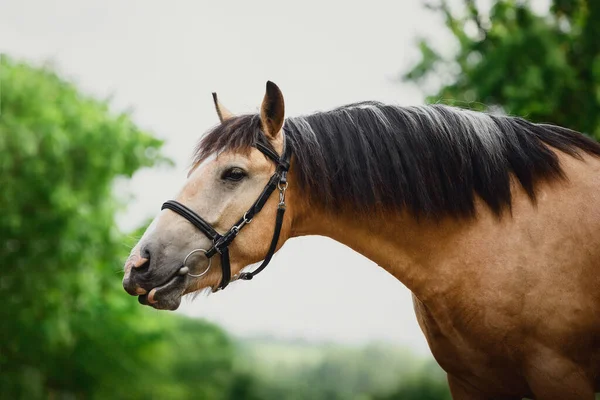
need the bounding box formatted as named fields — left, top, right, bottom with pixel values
left=137, top=274, right=187, bottom=311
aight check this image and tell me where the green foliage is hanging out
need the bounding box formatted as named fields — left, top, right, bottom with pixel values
left=405, top=0, right=600, bottom=138
left=0, top=55, right=239, bottom=399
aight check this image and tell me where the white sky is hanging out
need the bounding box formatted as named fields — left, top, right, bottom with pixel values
left=2, top=0, right=460, bottom=356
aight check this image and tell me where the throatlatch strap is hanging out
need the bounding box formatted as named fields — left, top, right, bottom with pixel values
left=219, top=247, right=232, bottom=289
left=239, top=204, right=286, bottom=281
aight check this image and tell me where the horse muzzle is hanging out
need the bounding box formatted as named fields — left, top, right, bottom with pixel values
left=122, top=251, right=198, bottom=311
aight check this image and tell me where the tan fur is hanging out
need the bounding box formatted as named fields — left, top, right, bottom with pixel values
left=125, top=83, right=600, bottom=399
left=288, top=150, right=600, bottom=399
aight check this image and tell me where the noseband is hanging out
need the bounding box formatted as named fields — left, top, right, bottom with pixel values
left=161, top=138, right=291, bottom=291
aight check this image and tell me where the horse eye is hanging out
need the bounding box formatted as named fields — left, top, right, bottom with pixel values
left=221, top=167, right=247, bottom=182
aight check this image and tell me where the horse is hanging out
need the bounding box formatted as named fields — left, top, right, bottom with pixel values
left=123, top=81, right=600, bottom=399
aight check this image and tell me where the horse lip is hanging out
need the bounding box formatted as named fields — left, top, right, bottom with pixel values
left=148, top=275, right=181, bottom=301
left=135, top=264, right=183, bottom=293
left=139, top=273, right=186, bottom=310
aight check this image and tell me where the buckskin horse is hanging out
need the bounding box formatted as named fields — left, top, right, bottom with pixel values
left=123, top=82, right=600, bottom=399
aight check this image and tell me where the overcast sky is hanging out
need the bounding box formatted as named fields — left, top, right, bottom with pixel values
left=1, top=0, right=468, bottom=355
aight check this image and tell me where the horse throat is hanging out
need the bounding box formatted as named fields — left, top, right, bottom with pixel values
left=288, top=197, right=471, bottom=303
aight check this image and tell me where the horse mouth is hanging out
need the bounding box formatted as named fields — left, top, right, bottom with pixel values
left=137, top=271, right=187, bottom=311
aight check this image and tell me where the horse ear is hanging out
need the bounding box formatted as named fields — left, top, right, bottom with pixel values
left=260, top=81, right=285, bottom=139
left=212, top=92, right=234, bottom=123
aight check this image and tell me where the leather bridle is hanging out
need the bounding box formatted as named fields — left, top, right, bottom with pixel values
left=161, top=137, right=291, bottom=291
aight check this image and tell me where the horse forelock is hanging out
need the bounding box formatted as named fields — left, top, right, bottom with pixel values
left=192, top=114, right=275, bottom=167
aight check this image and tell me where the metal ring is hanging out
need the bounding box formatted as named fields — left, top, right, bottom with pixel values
left=277, top=181, right=289, bottom=191
left=183, top=248, right=212, bottom=278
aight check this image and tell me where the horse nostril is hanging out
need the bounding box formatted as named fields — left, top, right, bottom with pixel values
left=133, top=246, right=152, bottom=272
left=135, top=258, right=150, bottom=272
left=129, top=247, right=151, bottom=272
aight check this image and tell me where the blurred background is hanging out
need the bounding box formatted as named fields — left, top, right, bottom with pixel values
left=2, top=0, right=599, bottom=399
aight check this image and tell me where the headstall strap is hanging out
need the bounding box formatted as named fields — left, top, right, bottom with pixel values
left=161, top=136, right=291, bottom=291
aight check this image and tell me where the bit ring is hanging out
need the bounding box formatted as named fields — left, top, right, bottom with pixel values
left=183, top=248, right=212, bottom=278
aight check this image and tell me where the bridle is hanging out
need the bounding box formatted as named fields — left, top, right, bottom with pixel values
left=161, top=137, right=291, bottom=291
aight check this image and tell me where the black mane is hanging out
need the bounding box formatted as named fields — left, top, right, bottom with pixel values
left=195, top=102, right=600, bottom=218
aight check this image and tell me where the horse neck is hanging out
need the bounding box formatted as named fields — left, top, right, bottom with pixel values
left=287, top=184, right=473, bottom=302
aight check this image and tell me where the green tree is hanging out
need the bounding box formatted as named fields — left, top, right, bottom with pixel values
left=0, top=55, right=242, bottom=399
left=0, top=53, right=160, bottom=397
left=405, top=0, right=600, bottom=138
